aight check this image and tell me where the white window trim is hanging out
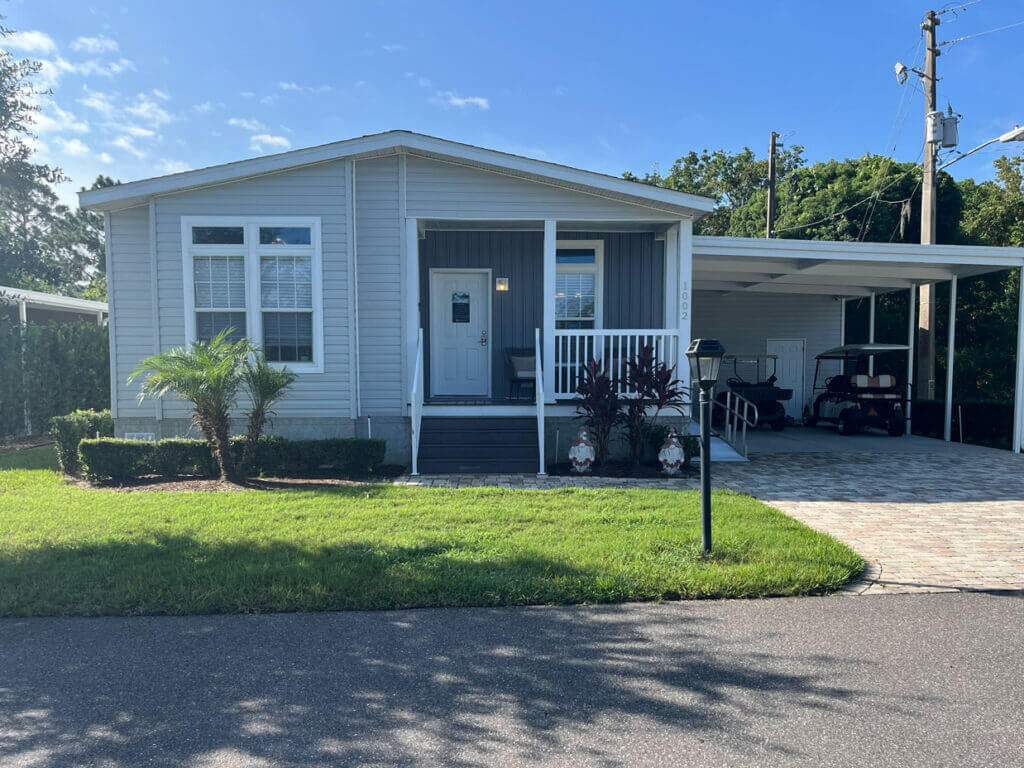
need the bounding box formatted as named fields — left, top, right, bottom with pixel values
left=181, top=215, right=325, bottom=374
left=554, top=239, right=604, bottom=329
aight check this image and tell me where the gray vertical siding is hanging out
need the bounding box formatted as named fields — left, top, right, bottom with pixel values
left=355, top=156, right=404, bottom=414
left=108, top=205, right=153, bottom=416
left=150, top=160, right=351, bottom=420
left=419, top=230, right=544, bottom=398
left=691, top=291, right=843, bottom=413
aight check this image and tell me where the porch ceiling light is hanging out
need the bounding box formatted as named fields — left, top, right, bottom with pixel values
left=686, top=338, right=726, bottom=391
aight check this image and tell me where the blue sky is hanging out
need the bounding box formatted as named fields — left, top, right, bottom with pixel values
left=8, top=0, right=1024, bottom=206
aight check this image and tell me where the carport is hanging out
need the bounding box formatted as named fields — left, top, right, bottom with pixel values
left=691, top=236, right=1024, bottom=451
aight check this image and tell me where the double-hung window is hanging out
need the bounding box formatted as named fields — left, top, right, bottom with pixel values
left=554, top=240, right=603, bottom=330
left=183, top=217, right=323, bottom=373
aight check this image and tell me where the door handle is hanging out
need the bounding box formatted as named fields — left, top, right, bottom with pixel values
left=480, top=330, right=488, bottom=347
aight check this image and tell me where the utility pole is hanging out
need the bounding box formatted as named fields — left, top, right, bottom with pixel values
left=766, top=131, right=779, bottom=238
left=918, top=9, right=940, bottom=399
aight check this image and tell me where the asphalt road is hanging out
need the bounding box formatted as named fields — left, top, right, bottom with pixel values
left=1, top=592, right=1021, bottom=767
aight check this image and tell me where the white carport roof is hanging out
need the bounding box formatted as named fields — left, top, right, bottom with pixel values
left=693, top=236, right=1024, bottom=297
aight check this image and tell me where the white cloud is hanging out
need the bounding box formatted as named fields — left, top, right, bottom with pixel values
left=124, top=92, right=171, bottom=127
left=117, top=124, right=156, bottom=138
left=382, top=44, right=406, bottom=52
left=71, top=35, right=119, bottom=54
left=192, top=101, right=216, bottom=113
left=250, top=134, right=291, bottom=152
left=277, top=81, right=332, bottom=94
left=55, top=137, right=91, bottom=157
left=97, top=152, right=113, bottom=164
left=259, top=94, right=279, bottom=105
left=79, top=88, right=116, bottom=116
left=112, top=135, right=147, bottom=159
left=34, top=102, right=89, bottom=134
left=151, top=88, right=170, bottom=101
left=228, top=117, right=266, bottom=132
left=432, top=91, right=490, bottom=110
left=240, top=91, right=256, bottom=98
left=39, top=57, right=136, bottom=87
left=157, top=158, right=191, bottom=174
left=5, top=30, right=57, bottom=54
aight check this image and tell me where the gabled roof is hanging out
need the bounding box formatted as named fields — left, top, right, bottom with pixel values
left=78, top=130, right=716, bottom=217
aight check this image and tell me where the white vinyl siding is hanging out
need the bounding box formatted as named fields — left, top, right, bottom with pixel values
left=355, top=155, right=404, bottom=414
left=107, top=205, right=154, bottom=416
left=405, top=155, right=675, bottom=221
left=151, top=161, right=351, bottom=419
left=691, top=291, right=843, bottom=413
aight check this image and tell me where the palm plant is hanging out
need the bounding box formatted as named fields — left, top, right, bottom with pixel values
left=241, top=353, right=297, bottom=470
left=130, top=330, right=249, bottom=482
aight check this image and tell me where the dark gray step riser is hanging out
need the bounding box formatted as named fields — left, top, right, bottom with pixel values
left=420, top=432, right=536, bottom=445
left=419, top=445, right=539, bottom=460
left=422, top=418, right=536, bottom=430
left=419, top=461, right=539, bottom=473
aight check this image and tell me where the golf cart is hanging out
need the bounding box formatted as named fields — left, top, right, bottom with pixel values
left=715, top=354, right=792, bottom=431
left=805, top=344, right=909, bottom=436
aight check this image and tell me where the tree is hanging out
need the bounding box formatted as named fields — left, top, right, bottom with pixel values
left=241, top=355, right=297, bottom=470
left=130, top=332, right=251, bottom=482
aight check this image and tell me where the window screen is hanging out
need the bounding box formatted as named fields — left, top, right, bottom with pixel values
left=555, top=273, right=596, bottom=329
left=260, top=254, right=313, bottom=362
left=194, top=254, right=246, bottom=341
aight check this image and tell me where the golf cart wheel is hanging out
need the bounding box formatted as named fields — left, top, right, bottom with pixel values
left=887, top=415, right=905, bottom=437
left=839, top=412, right=858, bottom=436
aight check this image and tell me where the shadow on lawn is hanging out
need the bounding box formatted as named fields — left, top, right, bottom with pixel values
left=0, top=600, right=915, bottom=767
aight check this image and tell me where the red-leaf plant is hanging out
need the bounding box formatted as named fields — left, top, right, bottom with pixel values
left=623, top=345, right=690, bottom=465
left=574, top=358, right=623, bottom=466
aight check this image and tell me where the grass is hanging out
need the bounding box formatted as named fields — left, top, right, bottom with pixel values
left=0, top=444, right=58, bottom=471
left=0, top=456, right=863, bottom=617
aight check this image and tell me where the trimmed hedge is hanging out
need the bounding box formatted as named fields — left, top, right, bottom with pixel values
left=77, top=436, right=387, bottom=483
left=49, top=409, right=114, bottom=476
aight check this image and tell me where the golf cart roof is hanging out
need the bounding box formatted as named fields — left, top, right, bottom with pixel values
left=816, top=343, right=911, bottom=360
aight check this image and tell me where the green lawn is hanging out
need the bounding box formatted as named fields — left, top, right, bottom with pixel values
left=0, top=457, right=863, bottom=617
left=0, top=444, right=58, bottom=471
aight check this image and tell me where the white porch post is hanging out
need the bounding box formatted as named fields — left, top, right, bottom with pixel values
left=1013, top=267, right=1024, bottom=453
left=676, top=219, right=693, bottom=402
left=18, top=299, right=29, bottom=435
left=943, top=276, right=957, bottom=441
left=868, top=291, right=876, bottom=375
left=906, top=287, right=915, bottom=436
left=405, top=217, right=419, bottom=413
left=543, top=220, right=557, bottom=403
left=840, top=298, right=846, bottom=346
left=663, top=225, right=679, bottom=330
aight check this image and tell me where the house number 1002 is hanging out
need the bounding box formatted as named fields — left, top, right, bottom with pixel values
left=679, top=281, right=689, bottom=321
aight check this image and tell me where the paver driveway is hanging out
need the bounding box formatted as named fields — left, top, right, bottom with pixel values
left=713, top=438, right=1024, bottom=594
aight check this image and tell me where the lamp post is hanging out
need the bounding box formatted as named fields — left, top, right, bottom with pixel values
left=685, top=338, right=726, bottom=554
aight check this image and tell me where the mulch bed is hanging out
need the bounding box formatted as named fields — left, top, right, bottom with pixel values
left=74, top=465, right=407, bottom=492
left=547, top=461, right=695, bottom=479
left=0, top=435, right=54, bottom=453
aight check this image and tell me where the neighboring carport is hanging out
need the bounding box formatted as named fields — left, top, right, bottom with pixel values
left=692, top=236, right=1024, bottom=451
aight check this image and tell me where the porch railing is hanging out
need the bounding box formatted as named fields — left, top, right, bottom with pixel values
left=552, top=329, right=680, bottom=398
left=409, top=327, right=424, bottom=475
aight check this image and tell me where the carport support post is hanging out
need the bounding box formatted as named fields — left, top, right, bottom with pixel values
left=868, top=292, right=876, bottom=375
left=906, top=288, right=915, bottom=436
left=943, top=277, right=957, bottom=441
left=1013, top=268, right=1024, bottom=453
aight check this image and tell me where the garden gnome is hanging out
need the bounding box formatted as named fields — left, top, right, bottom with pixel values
left=658, top=427, right=685, bottom=476
left=568, top=429, right=595, bottom=474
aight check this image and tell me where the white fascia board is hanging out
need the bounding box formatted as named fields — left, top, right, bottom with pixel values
left=0, top=285, right=108, bottom=312
left=80, top=130, right=715, bottom=216
left=695, top=235, right=1024, bottom=267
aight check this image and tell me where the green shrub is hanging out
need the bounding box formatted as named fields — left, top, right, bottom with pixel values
left=247, top=437, right=387, bottom=477
left=23, top=321, right=110, bottom=432
left=150, top=438, right=218, bottom=478
left=49, top=409, right=114, bottom=476
left=79, top=439, right=154, bottom=483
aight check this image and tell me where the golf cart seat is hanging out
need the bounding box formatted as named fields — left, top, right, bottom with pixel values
left=849, top=374, right=901, bottom=399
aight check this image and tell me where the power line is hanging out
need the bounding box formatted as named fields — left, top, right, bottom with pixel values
left=941, top=18, right=1024, bottom=46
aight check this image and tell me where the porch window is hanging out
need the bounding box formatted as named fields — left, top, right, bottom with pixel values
left=555, top=244, right=603, bottom=330
left=183, top=217, right=324, bottom=372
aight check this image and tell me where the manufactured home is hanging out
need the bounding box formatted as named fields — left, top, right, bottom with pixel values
left=80, top=131, right=1024, bottom=472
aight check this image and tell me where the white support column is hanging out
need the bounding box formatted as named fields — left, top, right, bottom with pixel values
left=906, top=287, right=915, bottom=436
left=543, top=220, right=557, bottom=403
left=840, top=298, right=846, bottom=346
left=404, top=217, right=419, bottom=414
left=677, top=219, right=693, bottom=403
left=18, top=299, right=29, bottom=434
left=1013, top=268, right=1024, bottom=453
left=868, top=292, right=876, bottom=375
left=943, top=277, right=957, bottom=441
left=663, top=226, right=679, bottom=330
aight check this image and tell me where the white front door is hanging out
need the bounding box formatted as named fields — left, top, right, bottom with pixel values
left=429, top=269, right=491, bottom=397
left=766, top=338, right=805, bottom=419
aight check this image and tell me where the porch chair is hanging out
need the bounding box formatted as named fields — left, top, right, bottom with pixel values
left=504, top=346, right=537, bottom=400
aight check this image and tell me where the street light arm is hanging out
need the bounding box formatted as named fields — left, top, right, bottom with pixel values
left=937, top=138, right=999, bottom=172
left=937, top=126, right=1024, bottom=172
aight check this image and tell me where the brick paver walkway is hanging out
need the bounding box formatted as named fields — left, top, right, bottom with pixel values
left=397, top=446, right=1024, bottom=595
